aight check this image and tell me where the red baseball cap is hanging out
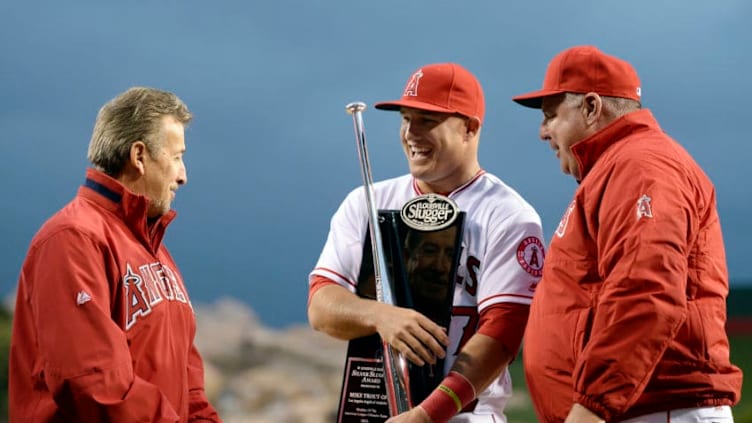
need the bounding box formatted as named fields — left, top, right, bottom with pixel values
left=513, top=45, right=642, bottom=109
left=375, top=63, right=485, bottom=124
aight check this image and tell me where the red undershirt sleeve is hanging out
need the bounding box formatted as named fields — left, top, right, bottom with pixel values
left=308, top=274, right=339, bottom=306
left=476, top=302, right=530, bottom=359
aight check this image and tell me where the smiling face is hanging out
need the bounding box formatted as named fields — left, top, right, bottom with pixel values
left=539, top=93, right=592, bottom=181
left=141, top=116, right=187, bottom=217
left=404, top=226, right=458, bottom=317
left=399, top=107, right=480, bottom=194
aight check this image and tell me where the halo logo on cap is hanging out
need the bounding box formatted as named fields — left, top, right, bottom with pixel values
left=403, top=69, right=424, bottom=97
left=400, top=193, right=459, bottom=231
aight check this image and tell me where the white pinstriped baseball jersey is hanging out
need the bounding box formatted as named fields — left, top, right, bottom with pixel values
left=311, top=170, right=544, bottom=421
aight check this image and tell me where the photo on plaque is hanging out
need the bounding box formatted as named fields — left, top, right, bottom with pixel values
left=337, top=194, right=465, bottom=423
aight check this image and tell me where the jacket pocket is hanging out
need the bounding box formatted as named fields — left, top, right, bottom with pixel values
left=696, top=299, right=729, bottom=367
left=572, top=308, right=594, bottom=364
left=663, top=300, right=706, bottom=367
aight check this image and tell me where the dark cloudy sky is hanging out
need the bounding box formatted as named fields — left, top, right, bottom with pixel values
left=1, top=1, right=750, bottom=327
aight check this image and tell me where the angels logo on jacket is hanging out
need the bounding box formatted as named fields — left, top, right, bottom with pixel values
left=516, top=236, right=544, bottom=277
left=400, top=193, right=459, bottom=231
left=636, top=194, right=653, bottom=220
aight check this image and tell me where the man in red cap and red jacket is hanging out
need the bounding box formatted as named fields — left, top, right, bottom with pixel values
left=512, top=45, right=742, bottom=422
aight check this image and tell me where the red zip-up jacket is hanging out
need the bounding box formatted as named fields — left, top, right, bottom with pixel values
left=10, top=168, right=221, bottom=422
left=523, top=110, right=742, bottom=422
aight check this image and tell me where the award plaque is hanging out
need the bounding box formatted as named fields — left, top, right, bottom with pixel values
left=337, top=194, right=465, bottom=422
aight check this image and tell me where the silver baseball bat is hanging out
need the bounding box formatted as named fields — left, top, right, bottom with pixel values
left=346, top=101, right=412, bottom=415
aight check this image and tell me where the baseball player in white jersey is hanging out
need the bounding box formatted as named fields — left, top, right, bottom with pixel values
left=308, top=63, right=544, bottom=423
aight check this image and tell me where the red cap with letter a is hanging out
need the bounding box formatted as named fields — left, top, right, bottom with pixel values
left=512, top=45, right=642, bottom=109
left=375, top=63, right=485, bottom=124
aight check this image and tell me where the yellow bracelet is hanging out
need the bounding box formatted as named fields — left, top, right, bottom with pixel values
left=437, top=384, right=462, bottom=413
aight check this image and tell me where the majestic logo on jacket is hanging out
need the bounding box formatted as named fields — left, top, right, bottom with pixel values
left=124, top=262, right=188, bottom=330
left=636, top=194, right=653, bottom=220
left=516, top=237, right=544, bottom=277
left=76, top=290, right=92, bottom=306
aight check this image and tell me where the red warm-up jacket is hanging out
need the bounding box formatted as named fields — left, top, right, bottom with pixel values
left=523, top=110, right=742, bottom=422
left=10, top=168, right=221, bottom=422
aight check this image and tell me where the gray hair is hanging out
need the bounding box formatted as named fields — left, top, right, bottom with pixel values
left=87, top=87, right=192, bottom=176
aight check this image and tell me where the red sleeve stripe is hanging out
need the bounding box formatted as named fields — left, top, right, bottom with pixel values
left=477, top=292, right=533, bottom=307
left=310, top=267, right=357, bottom=288
left=308, top=274, right=341, bottom=306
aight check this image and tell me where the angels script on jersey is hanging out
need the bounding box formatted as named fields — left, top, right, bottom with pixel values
left=456, top=254, right=480, bottom=298
left=450, top=252, right=481, bottom=354
left=123, top=261, right=189, bottom=330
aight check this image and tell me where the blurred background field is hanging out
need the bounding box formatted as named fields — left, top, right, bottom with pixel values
left=1, top=287, right=750, bottom=422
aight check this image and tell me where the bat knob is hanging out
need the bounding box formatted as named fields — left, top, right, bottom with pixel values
left=346, top=101, right=367, bottom=114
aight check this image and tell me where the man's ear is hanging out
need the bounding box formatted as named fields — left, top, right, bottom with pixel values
left=582, top=93, right=602, bottom=126
left=129, top=141, right=148, bottom=175
left=465, top=116, right=481, bottom=138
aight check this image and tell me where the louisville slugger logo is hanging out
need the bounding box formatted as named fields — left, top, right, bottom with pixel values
left=400, top=194, right=459, bottom=231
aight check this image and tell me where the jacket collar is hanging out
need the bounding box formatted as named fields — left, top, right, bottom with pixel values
left=78, top=168, right=176, bottom=252
left=571, top=109, right=661, bottom=181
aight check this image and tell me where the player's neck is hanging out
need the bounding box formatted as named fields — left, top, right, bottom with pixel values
left=415, top=167, right=482, bottom=196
